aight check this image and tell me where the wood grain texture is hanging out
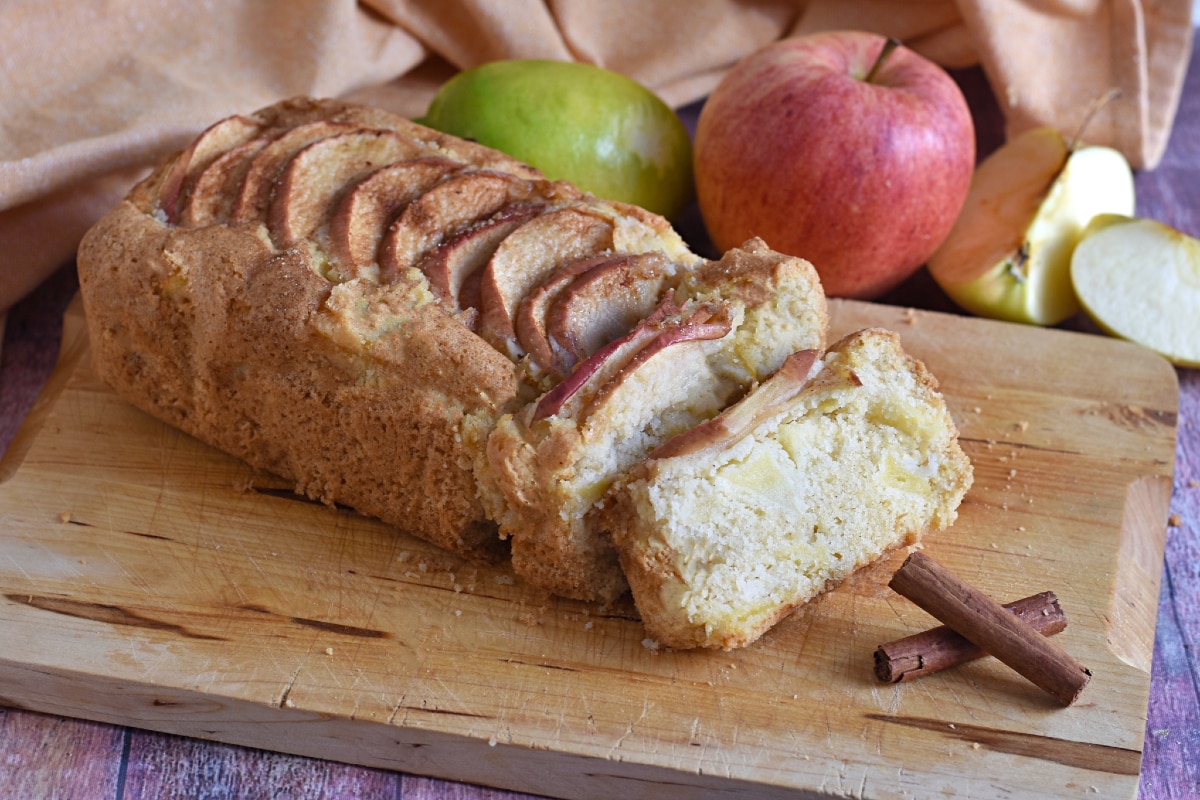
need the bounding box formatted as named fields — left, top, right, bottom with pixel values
left=1129, top=31, right=1200, bottom=798
left=122, top=731, right=401, bottom=799
left=0, top=710, right=125, bottom=799
left=1139, top=366, right=1200, bottom=798
left=0, top=288, right=1178, bottom=799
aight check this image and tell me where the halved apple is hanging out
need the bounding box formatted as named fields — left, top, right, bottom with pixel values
left=927, top=126, right=1134, bottom=326
left=1071, top=214, right=1200, bottom=367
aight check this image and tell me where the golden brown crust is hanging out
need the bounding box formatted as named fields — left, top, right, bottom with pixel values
left=78, top=199, right=520, bottom=561
left=485, top=412, right=630, bottom=601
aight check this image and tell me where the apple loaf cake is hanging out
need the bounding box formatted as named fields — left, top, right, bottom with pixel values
left=77, top=97, right=971, bottom=649
left=598, top=328, right=974, bottom=649
left=77, top=96, right=695, bottom=563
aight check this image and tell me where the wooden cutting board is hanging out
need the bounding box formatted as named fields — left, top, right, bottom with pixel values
left=0, top=295, right=1178, bottom=799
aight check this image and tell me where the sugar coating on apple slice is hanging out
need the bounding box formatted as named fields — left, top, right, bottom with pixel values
left=545, top=251, right=677, bottom=373
left=377, top=170, right=549, bottom=283
left=181, top=135, right=276, bottom=227
left=418, top=202, right=543, bottom=314
left=329, top=156, right=463, bottom=278
left=159, top=115, right=265, bottom=224
left=268, top=129, right=427, bottom=250
left=476, top=207, right=616, bottom=358
left=229, top=120, right=360, bottom=227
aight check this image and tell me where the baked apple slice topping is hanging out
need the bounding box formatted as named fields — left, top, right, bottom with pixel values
left=648, top=348, right=821, bottom=460
left=532, top=295, right=733, bottom=422
left=229, top=120, right=359, bottom=226
left=577, top=303, right=734, bottom=423
left=417, top=202, right=543, bottom=315
left=457, top=264, right=485, bottom=316
left=267, top=129, right=426, bottom=248
left=544, top=251, right=676, bottom=372
left=159, top=114, right=265, bottom=224
left=515, top=252, right=676, bottom=377
left=180, top=135, right=277, bottom=228
left=514, top=254, right=616, bottom=375
left=476, top=207, right=615, bottom=358
left=533, top=302, right=674, bottom=423
left=327, top=156, right=462, bottom=275
left=377, top=170, right=545, bottom=282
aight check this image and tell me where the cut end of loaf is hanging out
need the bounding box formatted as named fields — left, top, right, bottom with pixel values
left=603, top=328, right=974, bottom=650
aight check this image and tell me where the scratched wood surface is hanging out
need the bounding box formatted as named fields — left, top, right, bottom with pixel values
left=0, top=279, right=1180, bottom=799
left=1, top=44, right=1199, bottom=800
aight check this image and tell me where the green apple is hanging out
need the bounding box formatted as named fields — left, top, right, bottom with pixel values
left=1071, top=214, right=1200, bottom=367
left=927, top=126, right=1135, bottom=326
left=419, top=59, right=693, bottom=220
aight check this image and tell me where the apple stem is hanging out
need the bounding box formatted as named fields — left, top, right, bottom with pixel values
left=1068, top=87, right=1122, bottom=152
left=864, top=38, right=901, bottom=84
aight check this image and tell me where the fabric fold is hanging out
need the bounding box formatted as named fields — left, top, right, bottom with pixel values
left=1, top=0, right=1193, bottom=312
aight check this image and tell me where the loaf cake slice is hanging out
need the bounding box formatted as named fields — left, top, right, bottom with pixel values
left=479, top=239, right=829, bottom=601
left=598, top=328, right=974, bottom=649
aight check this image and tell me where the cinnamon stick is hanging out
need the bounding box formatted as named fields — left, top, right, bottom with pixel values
left=874, top=591, right=1067, bottom=683
left=887, top=552, right=1091, bottom=706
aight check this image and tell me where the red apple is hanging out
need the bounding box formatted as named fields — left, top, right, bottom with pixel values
left=694, top=32, right=975, bottom=299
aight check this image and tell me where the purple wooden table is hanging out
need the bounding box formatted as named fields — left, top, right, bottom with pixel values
left=1, top=48, right=1197, bottom=800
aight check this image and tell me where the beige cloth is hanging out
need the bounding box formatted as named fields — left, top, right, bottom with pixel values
left=1, top=0, right=1194, bottom=313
